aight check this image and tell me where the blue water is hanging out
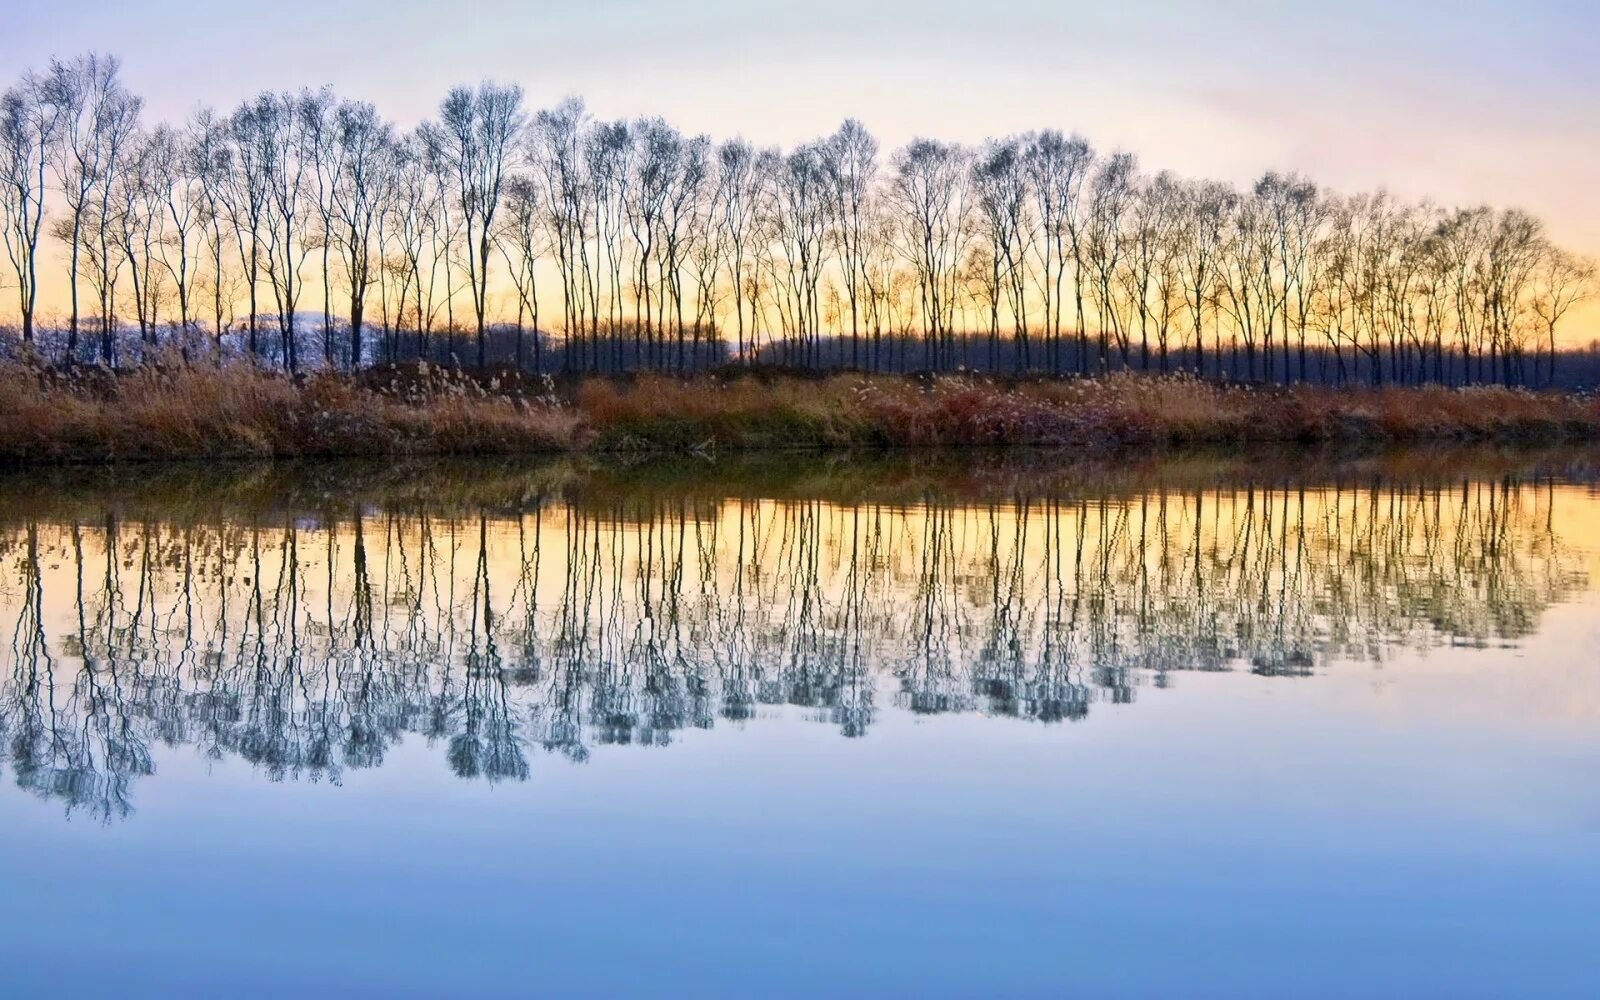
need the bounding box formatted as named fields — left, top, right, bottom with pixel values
left=1, top=456, right=1597, bottom=997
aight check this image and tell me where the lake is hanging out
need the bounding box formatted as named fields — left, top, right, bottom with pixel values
left=2, top=449, right=1598, bottom=997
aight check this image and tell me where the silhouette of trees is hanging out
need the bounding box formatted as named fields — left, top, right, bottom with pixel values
left=1532, top=249, right=1596, bottom=387
left=1, top=68, right=64, bottom=344
left=892, top=139, right=975, bottom=370
left=45, top=54, right=141, bottom=357
left=324, top=99, right=396, bottom=366
left=2, top=53, right=1596, bottom=385
left=422, top=82, right=525, bottom=367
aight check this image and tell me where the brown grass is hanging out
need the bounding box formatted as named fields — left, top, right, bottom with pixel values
left=0, top=356, right=585, bottom=462
left=576, top=372, right=1600, bottom=449
left=1, top=356, right=1595, bottom=464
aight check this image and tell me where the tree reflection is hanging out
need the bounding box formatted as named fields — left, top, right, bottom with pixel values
left=0, top=462, right=1589, bottom=820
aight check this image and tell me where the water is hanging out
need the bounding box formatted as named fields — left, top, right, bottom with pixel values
left=2, top=449, right=1598, bottom=997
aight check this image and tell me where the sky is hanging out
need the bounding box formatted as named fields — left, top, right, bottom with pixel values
left=5, top=0, right=1598, bottom=336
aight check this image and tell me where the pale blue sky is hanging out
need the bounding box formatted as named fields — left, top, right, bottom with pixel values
left=6, top=1, right=1598, bottom=251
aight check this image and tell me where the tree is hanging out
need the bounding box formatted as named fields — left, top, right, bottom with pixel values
left=301, top=88, right=338, bottom=365
left=624, top=117, right=679, bottom=364
left=1085, top=152, right=1136, bottom=369
left=530, top=99, right=589, bottom=369
left=711, top=138, right=762, bottom=362
left=327, top=99, right=395, bottom=367
left=251, top=91, right=319, bottom=371
left=1022, top=131, right=1094, bottom=373
left=188, top=109, right=236, bottom=357
left=0, top=70, right=63, bottom=345
left=146, top=123, right=205, bottom=353
left=1218, top=181, right=1279, bottom=380
left=1483, top=209, right=1545, bottom=385
left=1121, top=171, right=1182, bottom=371
left=424, top=81, right=525, bottom=367
left=4, top=53, right=1598, bottom=387
left=891, top=139, right=974, bottom=370
left=821, top=119, right=878, bottom=369
left=386, top=134, right=447, bottom=361
left=972, top=136, right=1033, bottom=371
left=498, top=175, right=543, bottom=370
left=223, top=96, right=274, bottom=361
left=1531, top=248, right=1595, bottom=387
left=771, top=141, right=832, bottom=365
left=1174, top=180, right=1235, bottom=377
left=46, top=53, right=140, bottom=359
left=111, top=128, right=168, bottom=355
left=660, top=132, right=709, bottom=370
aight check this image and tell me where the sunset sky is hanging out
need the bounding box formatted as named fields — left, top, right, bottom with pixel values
left=6, top=0, right=1598, bottom=337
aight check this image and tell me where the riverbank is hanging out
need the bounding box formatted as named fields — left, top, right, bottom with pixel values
left=2, top=359, right=1596, bottom=463
left=5, top=445, right=1596, bottom=526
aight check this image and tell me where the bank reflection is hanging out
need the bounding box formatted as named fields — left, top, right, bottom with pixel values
left=0, top=462, right=1590, bottom=820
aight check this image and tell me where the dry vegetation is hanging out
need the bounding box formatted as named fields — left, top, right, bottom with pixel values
left=0, top=358, right=582, bottom=462
left=1, top=356, right=1596, bottom=464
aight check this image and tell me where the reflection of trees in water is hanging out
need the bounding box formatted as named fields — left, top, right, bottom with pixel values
left=0, top=478, right=1586, bottom=820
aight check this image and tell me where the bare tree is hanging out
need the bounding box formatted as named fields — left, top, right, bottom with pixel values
left=46, top=54, right=140, bottom=359
left=0, top=70, right=63, bottom=345
left=1434, top=206, right=1493, bottom=384
left=424, top=81, right=525, bottom=367
left=1483, top=209, right=1545, bottom=385
left=188, top=109, right=236, bottom=357
left=660, top=132, right=710, bottom=369
left=1218, top=182, right=1276, bottom=380
left=625, top=117, right=679, bottom=363
left=821, top=119, right=878, bottom=369
left=771, top=141, right=832, bottom=365
left=530, top=99, right=589, bottom=368
left=498, top=175, right=543, bottom=370
left=1022, top=131, right=1093, bottom=373
left=973, top=136, right=1033, bottom=370
left=1174, top=180, right=1235, bottom=377
left=891, top=139, right=974, bottom=369
left=1085, top=152, right=1136, bottom=369
left=1255, top=172, right=1323, bottom=381
left=146, top=123, right=205, bottom=353
left=1121, top=171, right=1183, bottom=371
left=584, top=118, right=630, bottom=368
left=711, top=138, right=762, bottom=361
left=327, top=100, right=395, bottom=367
left=223, top=97, right=274, bottom=360
left=1531, top=248, right=1594, bottom=387
left=382, top=134, right=445, bottom=361
left=300, top=89, right=339, bottom=365
left=110, top=129, right=168, bottom=354
left=249, top=91, right=319, bottom=370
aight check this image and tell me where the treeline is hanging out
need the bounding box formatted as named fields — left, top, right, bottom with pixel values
left=2, top=54, right=1595, bottom=385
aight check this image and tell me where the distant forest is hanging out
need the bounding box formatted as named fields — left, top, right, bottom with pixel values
left=3, top=54, right=1596, bottom=386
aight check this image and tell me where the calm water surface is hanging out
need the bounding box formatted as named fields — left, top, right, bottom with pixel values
left=2, top=450, right=1598, bottom=997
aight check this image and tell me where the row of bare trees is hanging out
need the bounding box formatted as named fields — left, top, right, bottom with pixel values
left=3, top=55, right=1594, bottom=383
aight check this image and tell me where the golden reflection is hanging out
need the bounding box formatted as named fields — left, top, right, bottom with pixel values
left=0, top=452, right=1593, bottom=820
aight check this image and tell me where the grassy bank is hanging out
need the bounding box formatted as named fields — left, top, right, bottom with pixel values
left=2, top=358, right=1597, bottom=463
left=6, top=445, right=1596, bottom=527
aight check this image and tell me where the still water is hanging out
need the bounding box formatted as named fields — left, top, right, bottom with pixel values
left=1, top=450, right=1598, bottom=997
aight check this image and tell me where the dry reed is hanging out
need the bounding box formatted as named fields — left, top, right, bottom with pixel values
left=1, top=356, right=1595, bottom=464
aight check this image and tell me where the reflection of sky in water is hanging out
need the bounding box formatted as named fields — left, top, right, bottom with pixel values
left=1, top=456, right=1598, bottom=996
